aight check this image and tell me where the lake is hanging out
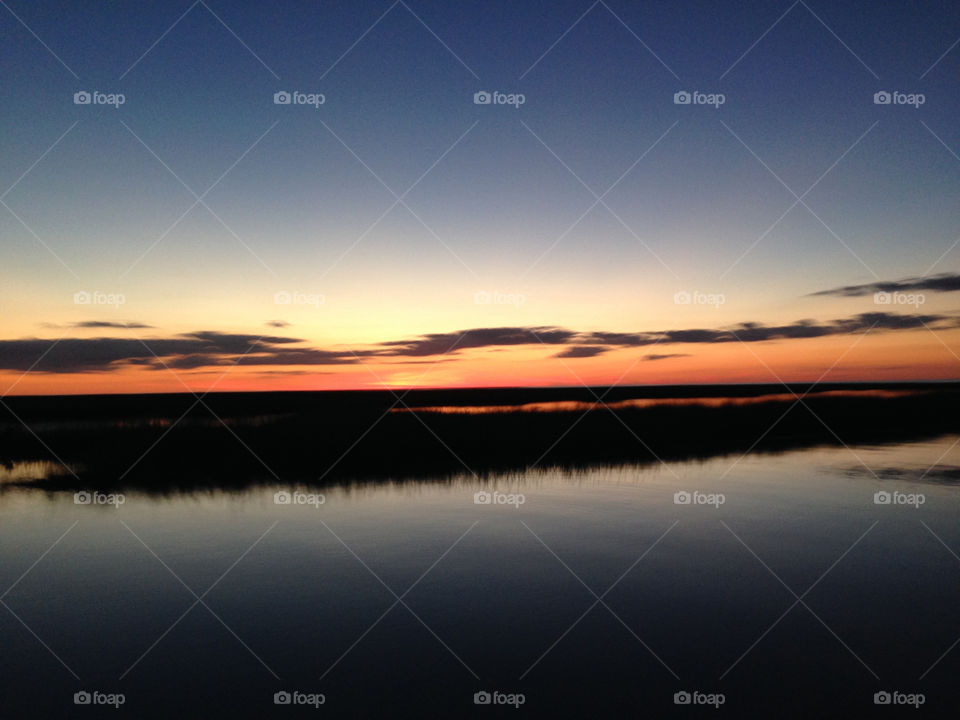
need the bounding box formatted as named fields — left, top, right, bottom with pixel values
left=1, top=434, right=958, bottom=717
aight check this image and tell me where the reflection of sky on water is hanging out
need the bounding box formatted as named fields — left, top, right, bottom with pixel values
left=0, top=437, right=958, bottom=717
left=394, top=389, right=926, bottom=415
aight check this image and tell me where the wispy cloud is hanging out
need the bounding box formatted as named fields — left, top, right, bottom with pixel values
left=1, top=312, right=955, bottom=373
left=378, top=327, right=577, bottom=357
left=554, top=346, right=609, bottom=358
left=40, top=320, right=155, bottom=329
left=643, top=353, right=690, bottom=362
left=73, top=321, right=155, bottom=329
left=811, top=273, right=960, bottom=297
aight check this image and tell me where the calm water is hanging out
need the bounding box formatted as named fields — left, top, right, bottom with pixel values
left=2, top=438, right=959, bottom=718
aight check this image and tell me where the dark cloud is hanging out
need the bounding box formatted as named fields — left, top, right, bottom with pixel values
left=554, top=346, right=609, bottom=358
left=39, top=321, right=154, bottom=329
left=73, top=321, right=154, bottom=329
left=643, top=353, right=690, bottom=362
left=266, top=320, right=290, bottom=328
left=656, top=313, right=951, bottom=345
left=0, top=332, right=319, bottom=373
left=578, top=331, right=649, bottom=346
left=185, top=331, right=304, bottom=351
left=0, top=313, right=955, bottom=374
left=834, top=313, right=942, bottom=331
left=811, top=273, right=960, bottom=297
left=376, top=314, right=956, bottom=355
left=378, top=327, right=577, bottom=357
left=231, top=348, right=374, bottom=367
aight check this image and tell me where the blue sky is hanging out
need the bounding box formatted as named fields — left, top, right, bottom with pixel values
left=2, top=0, right=960, bottom=392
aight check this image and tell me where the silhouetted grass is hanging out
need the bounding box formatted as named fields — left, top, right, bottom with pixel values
left=1, top=382, right=957, bottom=493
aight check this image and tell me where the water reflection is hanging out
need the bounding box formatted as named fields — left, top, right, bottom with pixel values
left=0, top=459, right=76, bottom=484
left=394, top=388, right=924, bottom=415
left=0, top=437, right=958, bottom=718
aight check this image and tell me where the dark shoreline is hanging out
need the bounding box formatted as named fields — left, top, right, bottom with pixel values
left=2, top=380, right=956, bottom=417
left=2, top=382, right=958, bottom=493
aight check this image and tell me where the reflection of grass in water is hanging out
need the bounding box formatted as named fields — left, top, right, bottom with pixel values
left=0, top=460, right=75, bottom=484
left=841, top=464, right=960, bottom=485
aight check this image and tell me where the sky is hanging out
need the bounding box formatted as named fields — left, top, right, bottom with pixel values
left=1, top=0, right=959, bottom=395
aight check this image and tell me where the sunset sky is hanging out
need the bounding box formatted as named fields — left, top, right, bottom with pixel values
left=2, top=0, right=959, bottom=395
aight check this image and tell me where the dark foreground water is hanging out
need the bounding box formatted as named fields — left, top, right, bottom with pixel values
left=1, top=437, right=959, bottom=718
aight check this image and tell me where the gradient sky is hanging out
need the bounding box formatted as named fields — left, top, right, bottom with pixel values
left=2, top=0, right=960, bottom=394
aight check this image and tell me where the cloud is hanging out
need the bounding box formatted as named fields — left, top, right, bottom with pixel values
left=378, top=327, right=577, bottom=357
left=657, top=313, right=951, bottom=345
left=39, top=321, right=154, bottom=329
left=576, top=331, right=648, bottom=346
left=812, top=273, right=960, bottom=297
left=266, top=320, right=290, bottom=328
left=643, top=353, right=690, bottom=362
left=73, top=321, right=154, bottom=329
left=366, top=313, right=957, bottom=355
left=0, top=332, right=322, bottom=373
left=0, top=312, right=955, bottom=374
left=554, top=346, right=609, bottom=358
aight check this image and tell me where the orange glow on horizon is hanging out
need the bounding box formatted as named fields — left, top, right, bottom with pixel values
left=2, top=328, right=958, bottom=396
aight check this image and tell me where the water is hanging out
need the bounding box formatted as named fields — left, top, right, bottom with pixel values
left=1, top=438, right=958, bottom=717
